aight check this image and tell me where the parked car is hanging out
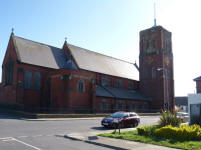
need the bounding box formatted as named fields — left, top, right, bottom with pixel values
left=177, top=112, right=189, bottom=123
left=101, top=112, right=140, bottom=128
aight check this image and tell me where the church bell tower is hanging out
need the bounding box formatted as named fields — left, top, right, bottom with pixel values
left=139, top=26, right=174, bottom=111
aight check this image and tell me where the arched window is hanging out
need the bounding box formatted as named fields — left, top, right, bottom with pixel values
left=132, top=102, right=136, bottom=110
left=101, top=76, right=109, bottom=86
left=128, top=81, right=134, bottom=89
left=117, top=101, right=123, bottom=110
left=101, top=99, right=107, bottom=111
left=24, top=70, right=32, bottom=89
left=115, top=79, right=122, bottom=88
left=33, top=72, right=41, bottom=90
left=78, top=79, right=84, bottom=92
left=5, top=57, right=14, bottom=85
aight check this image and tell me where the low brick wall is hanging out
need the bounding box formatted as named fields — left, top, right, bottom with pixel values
left=0, top=108, right=160, bottom=119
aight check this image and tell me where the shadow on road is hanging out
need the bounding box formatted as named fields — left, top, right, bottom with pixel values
left=91, top=126, right=112, bottom=131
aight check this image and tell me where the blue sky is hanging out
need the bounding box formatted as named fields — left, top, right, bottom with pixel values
left=1, top=0, right=201, bottom=96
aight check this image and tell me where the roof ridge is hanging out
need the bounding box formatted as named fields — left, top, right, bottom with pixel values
left=14, top=35, right=134, bottom=65
left=194, top=76, right=201, bottom=81
left=68, top=44, right=134, bottom=64
left=14, top=35, right=62, bottom=51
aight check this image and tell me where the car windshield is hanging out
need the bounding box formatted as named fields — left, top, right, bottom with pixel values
left=110, top=112, right=127, bottom=118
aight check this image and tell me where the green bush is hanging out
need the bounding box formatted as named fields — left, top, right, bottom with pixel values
left=137, top=125, right=159, bottom=136
left=137, top=127, right=146, bottom=135
left=153, top=124, right=201, bottom=141
left=158, top=110, right=182, bottom=127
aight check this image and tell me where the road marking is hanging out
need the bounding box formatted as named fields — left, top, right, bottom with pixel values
left=12, top=138, right=42, bottom=150
left=2, top=139, right=14, bottom=142
left=0, top=137, right=42, bottom=150
left=0, top=137, right=13, bottom=140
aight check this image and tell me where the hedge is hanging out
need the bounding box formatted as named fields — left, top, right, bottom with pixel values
left=153, top=124, right=201, bottom=141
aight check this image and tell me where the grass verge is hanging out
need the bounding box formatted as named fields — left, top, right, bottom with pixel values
left=99, top=130, right=201, bottom=150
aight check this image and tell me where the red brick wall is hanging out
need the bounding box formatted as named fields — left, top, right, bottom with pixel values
left=0, top=34, right=18, bottom=104
left=95, top=97, right=150, bottom=113
left=0, top=33, right=151, bottom=113
left=0, top=34, right=54, bottom=106
left=47, top=69, right=95, bottom=109
left=139, top=26, right=174, bottom=110
left=94, top=73, right=138, bottom=90
left=16, top=63, right=52, bottom=106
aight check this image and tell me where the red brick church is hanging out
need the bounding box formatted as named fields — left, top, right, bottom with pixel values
left=0, top=25, right=174, bottom=113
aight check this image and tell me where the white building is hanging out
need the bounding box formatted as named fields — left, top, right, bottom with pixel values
left=188, top=93, right=201, bottom=124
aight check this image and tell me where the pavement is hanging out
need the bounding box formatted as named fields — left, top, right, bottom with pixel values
left=64, top=129, right=180, bottom=150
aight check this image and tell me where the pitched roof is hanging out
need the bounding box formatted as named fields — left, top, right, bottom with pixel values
left=68, top=44, right=139, bottom=80
left=13, top=35, right=139, bottom=80
left=96, top=85, right=151, bottom=101
left=13, top=36, right=69, bottom=69
left=194, top=76, right=201, bottom=81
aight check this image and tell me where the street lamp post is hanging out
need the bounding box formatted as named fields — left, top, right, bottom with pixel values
left=157, top=67, right=170, bottom=110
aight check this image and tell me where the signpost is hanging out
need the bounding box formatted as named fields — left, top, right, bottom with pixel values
left=113, top=118, right=121, bottom=134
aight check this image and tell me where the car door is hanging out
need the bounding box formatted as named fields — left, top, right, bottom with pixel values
left=129, top=113, right=137, bottom=125
left=122, top=113, right=130, bottom=127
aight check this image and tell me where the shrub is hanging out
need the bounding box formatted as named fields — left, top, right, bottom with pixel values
left=158, top=110, right=181, bottom=127
left=137, top=127, right=146, bottom=135
left=137, top=125, right=159, bottom=136
left=153, top=124, right=201, bottom=141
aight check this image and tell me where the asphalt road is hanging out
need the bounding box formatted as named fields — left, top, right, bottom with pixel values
left=0, top=113, right=159, bottom=150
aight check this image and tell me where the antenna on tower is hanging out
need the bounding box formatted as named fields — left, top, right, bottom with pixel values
left=154, top=3, right=157, bottom=27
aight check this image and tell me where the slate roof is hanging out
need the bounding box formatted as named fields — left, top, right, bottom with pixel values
left=13, top=36, right=69, bottom=69
left=12, top=35, right=139, bottom=80
left=194, top=76, right=201, bottom=81
left=96, top=85, right=151, bottom=101
left=67, top=44, right=139, bottom=80
left=175, top=97, right=188, bottom=106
